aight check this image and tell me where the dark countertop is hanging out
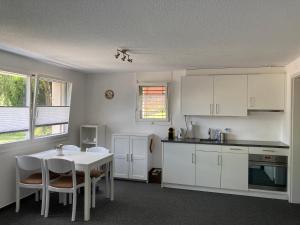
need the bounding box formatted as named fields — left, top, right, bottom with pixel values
left=161, top=138, right=289, bottom=149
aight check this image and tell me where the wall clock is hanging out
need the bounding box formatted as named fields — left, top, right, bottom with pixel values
left=105, top=89, right=114, bottom=99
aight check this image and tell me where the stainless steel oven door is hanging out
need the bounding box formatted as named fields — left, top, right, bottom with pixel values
left=248, top=155, right=287, bottom=192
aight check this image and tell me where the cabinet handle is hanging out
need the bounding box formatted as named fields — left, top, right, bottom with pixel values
left=210, top=104, right=214, bottom=115
left=230, top=148, right=243, bottom=151
left=262, top=149, right=275, bottom=153
left=131, top=154, right=133, bottom=162
left=192, top=153, right=195, bottom=164
left=216, top=104, right=220, bottom=114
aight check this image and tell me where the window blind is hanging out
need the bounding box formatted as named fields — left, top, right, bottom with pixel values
left=139, top=85, right=168, bottom=120
left=35, top=106, right=70, bottom=126
left=0, top=107, right=30, bottom=133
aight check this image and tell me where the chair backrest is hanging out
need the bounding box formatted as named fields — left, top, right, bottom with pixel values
left=45, top=158, right=76, bottom=188
left=62, top=145, right=81, bottom=152
left=45, top=158, right=74, bottom=174
left=86, top=146, right=109, bottom=154
left=16, top=156, right=43, bottom=182
left=16, top=155, right=42, bottom=171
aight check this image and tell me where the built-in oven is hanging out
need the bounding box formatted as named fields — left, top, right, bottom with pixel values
left=248, top=154, right=287, bottom=192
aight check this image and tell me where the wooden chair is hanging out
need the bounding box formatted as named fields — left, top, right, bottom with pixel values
left=44, top=158, right=84, bottom=221
left=86, top=146, right=109, bottom=208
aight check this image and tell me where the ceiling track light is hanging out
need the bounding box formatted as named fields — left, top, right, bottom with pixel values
left=114, top=49, right=133, bottom=63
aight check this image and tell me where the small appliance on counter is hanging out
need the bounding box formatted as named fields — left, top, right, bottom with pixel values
left=177, top=128, right=185, bottom=139
left=186, top=121, right=195, bottom=139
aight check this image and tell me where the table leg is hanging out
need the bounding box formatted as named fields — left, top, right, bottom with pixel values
left=84, top=166, right=91, bottom=221
left=105, top=163, right=109, bottom=198
left=110, top=159, right=114, bottom=201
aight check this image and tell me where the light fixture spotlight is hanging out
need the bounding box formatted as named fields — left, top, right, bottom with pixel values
left=115, top=52, right=120, bottom=59
left=115, top=49, right=133, bottom=63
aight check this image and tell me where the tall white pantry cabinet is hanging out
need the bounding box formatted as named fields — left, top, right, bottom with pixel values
left=111, top=133, right=153, bottom=182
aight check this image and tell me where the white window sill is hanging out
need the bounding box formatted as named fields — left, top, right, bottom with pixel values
left=0, top=134, right=69, bottom=151
left=135, top=120, right=171, bottom=126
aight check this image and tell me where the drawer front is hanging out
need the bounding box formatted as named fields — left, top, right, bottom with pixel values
left=222, top=146, right=249, bottom=154
left=249, top=147, right=289, bottom=156
left=196, top=144, right=221, bottom=152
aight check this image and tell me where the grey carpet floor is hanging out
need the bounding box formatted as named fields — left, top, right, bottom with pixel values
left=1, top=180, right=300, bottom=225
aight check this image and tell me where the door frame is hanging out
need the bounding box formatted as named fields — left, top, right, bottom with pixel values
left=290, top=73, right=300, bottom=203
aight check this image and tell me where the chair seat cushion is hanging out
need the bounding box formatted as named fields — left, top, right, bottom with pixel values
left=50, top=175, right=84, bottom=188
left=20, top=173, right=42, bottom=184
left=76, top=169, right=105, bottom=178
left=90, top=169, right=105, bottom=178
left=20, top=172, right=60, bottom=185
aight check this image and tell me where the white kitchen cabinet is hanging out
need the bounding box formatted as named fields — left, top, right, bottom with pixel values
left=221, top=146, right=248, bottom=191
left=163, top=143, right=195, bottom=185
left=214, top=75, right=248, bottom=116
left=181, top=75, right=247, bottom=116
left=195, top=151, right=221, bottom=188
left=130, top=136, right=149, bottom=180
left=112, top=135, right=130, bottom=179
left=248, top=74, right=285, bottom=111
left=112, top=134, right=152, bottom=182
left=181, top=76, right=214, bottom=116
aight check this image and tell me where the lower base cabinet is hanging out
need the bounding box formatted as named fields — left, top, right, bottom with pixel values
left=112, top=134, right=152, bottom=182
left=162, top=143, right=249, bottom=191
left=195, top=150, right=221, bottom=188
left=221, top=152, right=248, bottom=191
left=163, top=143, right=195, bottom=186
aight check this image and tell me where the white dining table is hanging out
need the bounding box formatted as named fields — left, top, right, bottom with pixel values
left=30, top=150, right=114, bottom=221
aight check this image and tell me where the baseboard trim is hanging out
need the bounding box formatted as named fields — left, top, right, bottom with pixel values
left=0, top=192, right=35, bottom=211
left=162, top=183, right=288, bottom=200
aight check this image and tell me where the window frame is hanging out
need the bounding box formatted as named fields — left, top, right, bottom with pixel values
left=0, top=70, right=72, bottom=146
left=135, top=82, right=170, bottom=124
left=32, top=74, right=72, bottom=140
left=0, top=70, right=31, bottom=145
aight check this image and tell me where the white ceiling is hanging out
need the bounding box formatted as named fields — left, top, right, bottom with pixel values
left=1, top=0, right=300, bottom=73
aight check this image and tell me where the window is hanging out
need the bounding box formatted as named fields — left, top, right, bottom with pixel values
left=0, top=70, right=30, bottom=144
left=33, top=77, right=72, bottom=138
left=136, top=83, right=169, bottom=122
left=0, top=69, right=72, bottom=145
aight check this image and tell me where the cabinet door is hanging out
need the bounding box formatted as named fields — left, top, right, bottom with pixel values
left=248, top=74, right=285, bottom=110
left=195, top=151, right=221, bottom=188
left=130, top=136, right=148, bottom=180
left=221, top=153, right=248, bottom=191
left=163, top=143, right=195, bottom=185
left=181, top=76, right=214, bottom=116
left=112, top=136, right=130, bottom=178
left=214, top=75, right=247, bottom=116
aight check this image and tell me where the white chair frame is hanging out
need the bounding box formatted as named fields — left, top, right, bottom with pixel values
left=61, top=144, right=81, bottom=205
left=15, top=156, right=45, bottom=215
left=44, top=158, right=84, bottom=221
left=86, top=147, right=110, bottom=208
left=62, top=145, right=81, bottom=152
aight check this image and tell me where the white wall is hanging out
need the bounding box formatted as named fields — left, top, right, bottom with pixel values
left=85, top=68, right=287, bottom=169
left=0, top=50, right=87, bottom=208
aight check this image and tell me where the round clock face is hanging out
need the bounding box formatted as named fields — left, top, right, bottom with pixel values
left=105, top=89, right=114, bottom=99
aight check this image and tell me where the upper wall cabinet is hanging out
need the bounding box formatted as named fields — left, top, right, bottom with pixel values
left=214, top=75, right=247, bottom=117
left=181, top=75, right=247, bottom=117
left=181, top=76, right=214, bottom=116
left=248, top=74, right=285, bottom=111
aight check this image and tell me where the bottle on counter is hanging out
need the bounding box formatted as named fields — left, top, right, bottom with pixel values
left=168, top=127, right=175, bottom=140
